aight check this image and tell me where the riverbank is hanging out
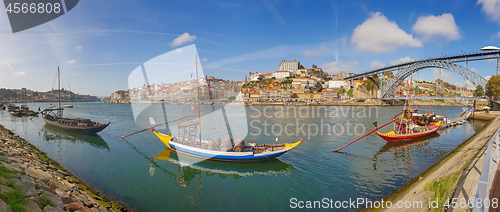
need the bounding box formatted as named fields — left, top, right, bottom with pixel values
left=0, top=124, right=128, bottom=212
left=378, top=112, right=500, bottom=211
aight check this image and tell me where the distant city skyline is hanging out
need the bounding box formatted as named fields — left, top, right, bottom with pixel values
left=0, top=0, right=499, bottom=96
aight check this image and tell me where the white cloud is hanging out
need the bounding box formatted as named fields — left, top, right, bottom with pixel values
left=370, top=61, right=386, bottom=68
left=14, top=71, right=25, bottom=76
left=477, top=0, right=500, bottom=23
left=320, top=60, right=359, bottom=74
left=66, top=59, right=77, bottom=64
left=412, top=13, right=460, bottom=43
left=303, top=46, right=331, bottom=57
left=494, top=31, right=500, bottom=39
left=432, top=69, right=453, bottom=82
left=390, top=57, right=416, bottom=66
left=469, top=67, right=477, bottom=72
left=75, top=45, right=82, bottom=51
left=454, top=81, right=476, bottom=90
left=351, top=12, right=422, bottom=53
left=201, top=58, right=208, bottom=62
left=485, top=75, right=492, bottom=80
left=170, top=32, right=197, bottom=47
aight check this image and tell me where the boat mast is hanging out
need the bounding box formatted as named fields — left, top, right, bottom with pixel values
left=58, top=66, right=62, bottom=117
left=195, top=54, right=202, bottom=144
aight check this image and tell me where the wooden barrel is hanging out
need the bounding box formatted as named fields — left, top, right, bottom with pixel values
left=220, top=138, right=233, bottom=152
left=207, top=137, right=221, bottom=151
left=233, top=138, right=245, bottom=152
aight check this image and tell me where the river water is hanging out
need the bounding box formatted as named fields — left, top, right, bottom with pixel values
left=0, top=103, right=487, bottom=211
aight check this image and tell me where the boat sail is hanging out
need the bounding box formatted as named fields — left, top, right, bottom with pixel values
left=41, top=67, right=109, bottom=134
left=126, top=45, right=301, bottom=162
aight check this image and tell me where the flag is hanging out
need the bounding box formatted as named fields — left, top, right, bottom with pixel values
left=191, top=106, right=197, bottom=111
left=373, top=122, right=377, bottom=128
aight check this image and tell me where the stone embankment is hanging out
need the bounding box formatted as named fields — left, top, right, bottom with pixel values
left=0, top=125, right=128, bottom=212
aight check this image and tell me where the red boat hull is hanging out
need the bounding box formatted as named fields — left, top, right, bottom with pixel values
left=376, top=123, right=441, bottom=142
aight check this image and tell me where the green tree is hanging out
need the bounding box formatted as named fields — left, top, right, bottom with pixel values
left=228, top=96, right=236, bottom=100
left=312, top=64, right=318, bottom=69
left=384, top=71, right=393, bottom=76
left=486, top=75, right=500, bottom=100
left=474, top=85, right=484, bottom=97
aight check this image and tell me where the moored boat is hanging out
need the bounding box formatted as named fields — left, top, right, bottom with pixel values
left=41, top=67, right=109, bottom=134
left=152, top=128, right=301, bottom=162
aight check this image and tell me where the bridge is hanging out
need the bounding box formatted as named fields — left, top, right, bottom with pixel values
left=381, top=96, right=484, bottom=101
left=345, top=50, right=500, bottom=98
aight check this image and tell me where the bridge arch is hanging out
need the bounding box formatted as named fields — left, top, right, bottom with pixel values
left=382, top=60, right=488, bottom=98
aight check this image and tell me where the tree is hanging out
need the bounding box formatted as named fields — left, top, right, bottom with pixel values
left=486, top=75, right=500, bottom=100
left=298, top=61, right=304, bottom=69
left=312, top=64, right=318, bottom=69
left=474, top=85, right=484, bottom=97
left=384, top=71, right=393, bottom=76
left=228, top=96, right=236, bottom=100
left=257, top=77, right=263, bottom=81
left=271, top=77, right=276, bottom=80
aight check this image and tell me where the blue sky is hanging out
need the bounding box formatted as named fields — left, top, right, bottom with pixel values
left=0, top=0, right=499, bottom=96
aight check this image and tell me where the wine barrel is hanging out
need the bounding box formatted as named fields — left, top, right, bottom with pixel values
left=233, top=138, right=245, bottom=152
left=220, top=138, right=233, bottom=152
left=207, top=137, right=222, bottom=151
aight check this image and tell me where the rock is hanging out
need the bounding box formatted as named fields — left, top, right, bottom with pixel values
left=44, top=206, right=65, bottom=212
left=2, top=163, right=23, bottom=172
left=29, top=196, right=42, bottom=208
left=48, top=178, right=69, bottom=191
left=44, top=191, right=65, bottom=208
left=64, top=203, right=93, bottom=212
left=55, top=188, right=70, bottom=204
left=34, top=179, right=55, bottom=194
left=26, top=168, right=52, bottom=182
left=60, top=180, right=76, bottom=190
left=14, top=176, right=38, bottom=196
left=90, top=208, right=99, bottom=212
left=0, top=185, right=13, bottom=194
left=69, top=197, right=83, bottom=206
left=0, top=199, right=12, bottom=212
left=25, top=200, right=43, bottom=212
left=73, top=191, right=93, bottom=207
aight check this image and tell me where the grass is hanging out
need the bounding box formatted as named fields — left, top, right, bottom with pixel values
left=0, top=166, right=17, bottom=180
left=425, top=172, right=460, bottom=212
left=40, top=192, right=56, bottom=209
left=0, top=185, right=26, bottom=212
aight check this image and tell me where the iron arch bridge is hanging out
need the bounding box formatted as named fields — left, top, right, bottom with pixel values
left=344, top=50, right=500, bottom=98
left=382, top=60, right=487, bottom=98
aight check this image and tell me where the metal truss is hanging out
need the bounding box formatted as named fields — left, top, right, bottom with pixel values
left=381, top=60, right=487, bottom=98
left=345, top=50, right=500, bottom=80
left=382, top=96, right=485, bottom=101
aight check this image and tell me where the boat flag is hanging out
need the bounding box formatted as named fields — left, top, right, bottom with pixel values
left=191, top=106, right=197, bottom=111
left=373, top=122, right=377, bottom=128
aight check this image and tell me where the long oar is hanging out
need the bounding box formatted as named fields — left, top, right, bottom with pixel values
left=121, top=115, right=190, bottom=138
left=333, top=119, right=396, bottom=152
left=333, top=112, right=403, bottom=152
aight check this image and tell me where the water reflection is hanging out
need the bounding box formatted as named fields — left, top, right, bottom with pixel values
left=41, top=124, right=110, bottom=151
left=151, top=148, right=297, bottom=187
left=377, top=133, right=440, bottom=154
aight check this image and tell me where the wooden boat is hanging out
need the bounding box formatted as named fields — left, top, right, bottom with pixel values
left=150, top=53, right=301, bottom=162
left=153, top=128, right=301, bottom=162
left=376, top=120, right=441, bottom=142
left=41, top=67, right=109, bottom=134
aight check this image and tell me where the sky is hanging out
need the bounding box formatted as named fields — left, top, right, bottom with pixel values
left=0, top=0, right=500, bottom=96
